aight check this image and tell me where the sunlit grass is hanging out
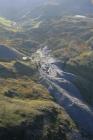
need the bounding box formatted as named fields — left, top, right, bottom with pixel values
left=0, top=78, right=52, bottom=100
left=0, top=17, right=12, bottom=27
left=0, top=17, right=22, bottom=32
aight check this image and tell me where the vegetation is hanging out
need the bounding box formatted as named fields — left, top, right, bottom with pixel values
left=0, top=11, right=93, bottom=139
left=63, top=49, right=93, bottom=104
left=21, top=16, right=93, bottom=104
left=0, top=17, right=13, bottom=27
left=0, top=52, right=82, bottom=139
left=0, top=78, right=52, bottom=100
left=0, top=61, right=79, bottom=140
left=0, top=97, right=77, bottom=140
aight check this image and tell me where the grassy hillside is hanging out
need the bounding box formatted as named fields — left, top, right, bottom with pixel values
left=0, top=17, right=13, bottom=27
left=0, top=59, right=81, bottom=140
left=0, top=97, right=78, bottom=140
left=0, top=13, right=93, bottom=138
left=65, top=51, right=93, bottom=104
left=0, top=17, right=21, bottom=32
left=1, top=15, right=93, bottom=104
left=18, top=16, right=93, bottom=104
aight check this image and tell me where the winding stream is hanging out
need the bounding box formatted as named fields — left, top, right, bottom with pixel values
left=33, top=46, right=93, bottom=136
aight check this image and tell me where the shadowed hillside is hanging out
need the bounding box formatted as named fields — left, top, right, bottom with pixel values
left=0, top=0, right=93, bottom=139
left=0, top=45, right=22, bottom=60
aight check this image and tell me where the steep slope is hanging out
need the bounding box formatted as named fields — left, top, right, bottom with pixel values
left=0, top=1, right=93, bottom=139
left=32, top=47, right=93, bottom=138
left=0, top=45, right=23, bottom=60
left=0, top=60, right=83, bottom=140
left=22, top=16, right=93, bottom=104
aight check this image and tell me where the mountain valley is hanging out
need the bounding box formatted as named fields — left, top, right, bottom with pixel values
left=0, top=0, right=93, bottom=139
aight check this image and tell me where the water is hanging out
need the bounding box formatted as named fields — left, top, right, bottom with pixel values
left=33, top=46, right=93, bottom=137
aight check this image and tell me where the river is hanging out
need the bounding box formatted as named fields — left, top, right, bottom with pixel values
left=32, top=46, right=93, bottom=137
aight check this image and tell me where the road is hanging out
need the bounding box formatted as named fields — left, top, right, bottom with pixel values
left=33, top=46, right=93, bottom=137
